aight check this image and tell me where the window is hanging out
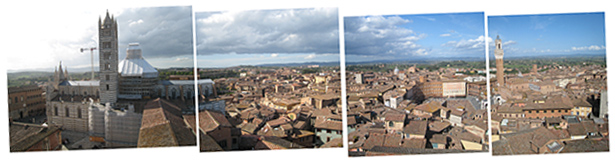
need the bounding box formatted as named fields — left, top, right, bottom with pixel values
left=104, top=52, right=111, bottom=60
left=103, top=42, right=111, bottom=49
left=65, top=107, right=70, bottom=117
left=106, top=85, right=109, bottom=90
left=54, top=106, right=58, bottom=116
left=77, top=108, right=82, bottom=118
left=389, top=121, right=394, bottom=127
left=543, top=110, right=546, bottom=113
left=106, top=75, right=109, bottom=81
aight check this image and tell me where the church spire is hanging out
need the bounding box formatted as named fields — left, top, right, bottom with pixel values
left=103, top=9, right=113, bottom=25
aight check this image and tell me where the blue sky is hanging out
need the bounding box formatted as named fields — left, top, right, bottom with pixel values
left=195, top=8, right=340, bottom=68
left=344, top=12, right=486, bottom=62
left=488, top=12, right=606, bottom=58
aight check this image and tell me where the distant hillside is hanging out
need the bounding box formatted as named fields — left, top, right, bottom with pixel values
left=7, top=71, right=98, bottom=88
left=255, top=61, right=341, bottom=67
left=346, top=56, right=485, bottom=65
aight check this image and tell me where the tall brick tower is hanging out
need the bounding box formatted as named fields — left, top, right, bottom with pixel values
left=495, top=35, right=504, bottom=87
left=99, top=10, right=119, bottom=104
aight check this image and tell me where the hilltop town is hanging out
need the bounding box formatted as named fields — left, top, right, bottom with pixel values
left=347, top=62, right=489, bottom=156
left=197, top=65, right=343, bottom=151
left=490, top=37, right=609, bottom=155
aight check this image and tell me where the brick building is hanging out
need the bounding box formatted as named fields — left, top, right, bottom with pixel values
left=8, top=85, right=46, bottom=120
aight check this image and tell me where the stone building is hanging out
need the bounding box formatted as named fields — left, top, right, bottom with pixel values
left=8, top=85, right=46, bottom=120
left=42, top=11, right=199, bottom=148
left=99, top=11, right=120, bottom=104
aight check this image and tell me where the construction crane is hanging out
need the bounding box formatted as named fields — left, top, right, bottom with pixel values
left=80, top=47, right=97, bottom=80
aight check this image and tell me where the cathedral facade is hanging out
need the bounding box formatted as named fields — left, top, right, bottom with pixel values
left=44, top=11, right=212, bottom=147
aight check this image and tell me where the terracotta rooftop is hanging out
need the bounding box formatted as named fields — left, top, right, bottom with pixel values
left=314, top=116, right=342, bottom=131
left=400, top=138, right=426, bottom=149
left=138, top=98, right=196, bottom=147
left=199, top=110, right=231, bottom=133
left=10, top=122, right=61, bottom=152
left=415, top=100, right=444, bottom=113
left=493, top=127, right=560, bottom=155
left=403, top=120, right=428, bottom=136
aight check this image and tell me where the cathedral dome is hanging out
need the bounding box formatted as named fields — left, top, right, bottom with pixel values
left=118, top=43, right=158, bottom=78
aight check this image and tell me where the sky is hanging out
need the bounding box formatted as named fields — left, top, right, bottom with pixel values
left=6, top=6, right=193, bottom=72
left=488, top=12, right=606, bottom=58
left=344, top=12, right=486, bottom=62
left=195, top=8, right=340, bottom=68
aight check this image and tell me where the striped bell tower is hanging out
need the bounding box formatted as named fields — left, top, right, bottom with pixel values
left=98, top=10, right=119, bottom=104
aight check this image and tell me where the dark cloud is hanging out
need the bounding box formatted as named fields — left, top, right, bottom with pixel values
left=195, top=8, right=339, bottom=55
left=344, top=15, right=424, bottom=57
left=116, top=6, right=193, bottom=59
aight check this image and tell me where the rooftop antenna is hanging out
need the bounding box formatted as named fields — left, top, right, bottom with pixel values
left=80, top=47, right=97, bottom=80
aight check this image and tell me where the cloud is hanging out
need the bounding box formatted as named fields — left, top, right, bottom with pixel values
left=571, top=45, right=606, bottom=51
left=128, top=19, right=144, bottom=27
left=195, top=8, right=339, bottom=55
left=414, top=48, right=430, bottom=56
left=6, top=6, right=194, bottom=72
left=443, top=35, right=488, bottom=51
left=440, top=33, right=451, bottom=37
left=304, top=54, right=316, bottom=59
left=175, top=57, right=191, bottom=62
left=271, top=53, right=279, bottom=57
left=503, top=40, right=517, bottom=46
left=344, top=15, right=426, bottom=57
left=117, top=6, right=193, bottom=59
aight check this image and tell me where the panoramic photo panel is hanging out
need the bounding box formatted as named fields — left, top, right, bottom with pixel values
left=7, top=6, right=197, bottom=152
left=489, top=13, right=609, bottom=155
left=195, top=8, right=342, bottom=151
left=345, top=12, right=489, bottom=156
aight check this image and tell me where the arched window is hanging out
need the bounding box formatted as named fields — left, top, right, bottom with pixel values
left=389, top=121, right=394, bottom=127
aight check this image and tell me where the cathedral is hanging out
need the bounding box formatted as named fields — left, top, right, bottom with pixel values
left=44, top=11, right=214, bottom=148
